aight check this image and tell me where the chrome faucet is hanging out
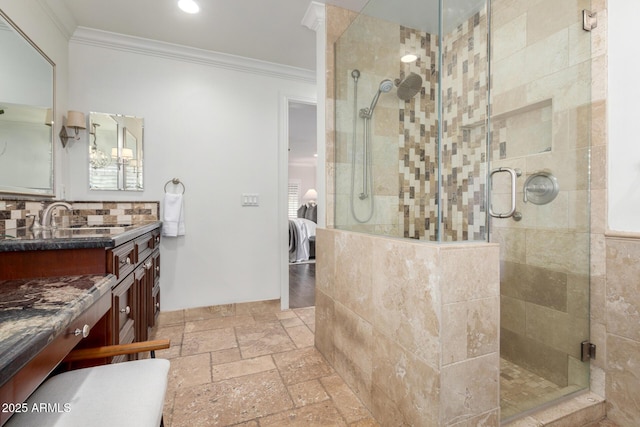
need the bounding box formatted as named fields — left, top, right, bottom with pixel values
left=33, top=202, right=73, bottom=229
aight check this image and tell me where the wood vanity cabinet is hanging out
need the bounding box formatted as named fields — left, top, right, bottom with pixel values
left=107, top=228, right=161, bottom=355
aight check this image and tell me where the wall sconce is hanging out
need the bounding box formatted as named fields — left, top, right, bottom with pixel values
left=303, top=188, right=318, bottom=205
left=44, top=108, right=53, bottom=127
left=59, top=111, right=86, bottom=147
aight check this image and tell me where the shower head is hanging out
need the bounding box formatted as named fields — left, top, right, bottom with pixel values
left=367, top=79, right=394, bottom=116
left=379, top=79, right=393, bottom=93
left=395, top=72, right=423, bottom=101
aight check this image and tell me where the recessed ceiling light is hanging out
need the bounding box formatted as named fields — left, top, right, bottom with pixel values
left=178, top=0, right=200, bottom=14
left=401, top=54, right=418, bottom=63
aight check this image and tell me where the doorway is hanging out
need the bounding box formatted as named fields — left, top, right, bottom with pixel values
left=287, top=101, right=317, bottom=309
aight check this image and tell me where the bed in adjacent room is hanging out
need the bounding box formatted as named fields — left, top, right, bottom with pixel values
left=288, top=203, right=317, bottom=263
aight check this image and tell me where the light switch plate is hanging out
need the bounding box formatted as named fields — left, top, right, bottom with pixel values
left=241, top=193, right=259, bottom=207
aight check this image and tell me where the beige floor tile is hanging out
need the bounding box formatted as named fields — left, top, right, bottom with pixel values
left=210, top=347, right=243, bottom=366
left=236, top=322, right=296, bottom=358
left=182, top=327, right=237, bottom=356
left=151, top=324, right=184, bottom=346
left=184, top=304, right=235, bottom=321
left=293, top=306, right=316, bottom=326
left=184, top=314, right=255, bottom=333
left=273, top=347, right=334, bottom=386
left=157, top=309, right=185, bottom=327
left=286, top=324, right=315, bottom=348
left=155, top=344, right=182, bottom=360
left=211, top=355, right=276, bottom=382
left=158, top=303, right=377, bottom=427
left=281, top=316, right=305, bottom=328
left=349, top=417, right=381, bottom=426
left=252, top=312, right=281, bottom=323
left=236, top=299, right=281, bottom=315
left=172, top=370, right=293, bottom=426
left=288, top=379, right=330, bottom=408
left=167, top=353, right=212, bottom=393
left=276, top=310, right=299, bottom=320
left=258, top=401, right=348, bottom=426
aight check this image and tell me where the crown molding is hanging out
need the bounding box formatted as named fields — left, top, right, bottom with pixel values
left=70, top=27, right=316, bottom=84
left=301, top=1, right=326, bottom=32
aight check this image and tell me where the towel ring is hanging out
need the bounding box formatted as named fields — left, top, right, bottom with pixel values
left=164, top=178, right=185, bottom=194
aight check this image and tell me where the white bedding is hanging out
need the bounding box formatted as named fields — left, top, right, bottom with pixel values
left=289, top=218, right=316, bottom=262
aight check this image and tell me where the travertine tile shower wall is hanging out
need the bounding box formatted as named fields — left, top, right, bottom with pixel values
left=333, top=13, right=401, bottom=236
left=315, top=228, right=500, bottom=425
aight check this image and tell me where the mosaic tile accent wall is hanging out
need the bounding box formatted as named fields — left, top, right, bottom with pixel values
left=398, top=27, right=439, bottom=241
left=0, top=199, right=159, bottom=235
left=398, top=8, right=489, bottom=242
left=439, top=10, right=489, bottom=242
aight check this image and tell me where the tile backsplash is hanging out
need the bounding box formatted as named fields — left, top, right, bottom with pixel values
left=0, top=200, right=159, bottom=235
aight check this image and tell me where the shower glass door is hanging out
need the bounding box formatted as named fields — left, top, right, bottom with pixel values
left=332, top=0, right=592, bottom=420
left=488, top=0, right=592, bottom=420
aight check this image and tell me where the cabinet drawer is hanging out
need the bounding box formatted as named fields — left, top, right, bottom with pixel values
left=112, top=274, right=136, bottom=345
left=153, top=251, right=160, bottom=285
left=150, top=284, right=160, bottom=328
left=107, top=241, right=136, bottom=280
left=135, top=232, right=155, bottom=264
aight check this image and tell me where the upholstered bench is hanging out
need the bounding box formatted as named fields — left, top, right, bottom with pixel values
left=5, top=340, right=170, bottom=427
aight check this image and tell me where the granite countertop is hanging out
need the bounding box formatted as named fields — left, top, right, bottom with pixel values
left=0, top=221, right=162, bottom=252
left=0, top=274, right=116, bottom=387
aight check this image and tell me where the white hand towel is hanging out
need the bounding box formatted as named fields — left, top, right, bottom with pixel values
left=162, top=193, right=185, bottom=237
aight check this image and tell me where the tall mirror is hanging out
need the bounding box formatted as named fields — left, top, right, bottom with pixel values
left=89, top=112, right=143, bottom=191
left=0, top=9, right=55, bottom=196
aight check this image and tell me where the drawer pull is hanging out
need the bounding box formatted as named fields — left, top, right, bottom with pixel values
left=73, top=324, right=91, bottom=338
left=156, top=266, right=160, bottom=273
left=155, top=236, right=160, bottom=243
left=120, top=306, right=131, bottom=315
left=122, top=256, right=131, bottom=265
left=145, top=261, right=153, bottom=270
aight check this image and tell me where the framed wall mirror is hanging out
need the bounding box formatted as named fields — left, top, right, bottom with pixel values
left=89, top=112, right=144, bottom=191
left=0, top=9, right=55, bottom=197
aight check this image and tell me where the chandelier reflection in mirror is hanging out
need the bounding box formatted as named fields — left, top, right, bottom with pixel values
left=89, top=112, right=143, bottom=191
left=89, top=123, right=111, bottom=169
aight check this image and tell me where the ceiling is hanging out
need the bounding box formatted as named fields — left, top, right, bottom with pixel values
left=59, top=0, right=368, bottom=71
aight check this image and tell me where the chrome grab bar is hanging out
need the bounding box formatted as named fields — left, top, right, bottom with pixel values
left=489, top=167, right=521, bottom=218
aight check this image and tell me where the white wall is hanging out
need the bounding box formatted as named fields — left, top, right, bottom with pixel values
left=608, top=1, right=640, bottom=232
left=67, top=30, right=316, bottom=310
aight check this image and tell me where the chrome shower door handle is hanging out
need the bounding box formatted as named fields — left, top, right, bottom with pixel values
left=489, top=167, right=521, bottom=218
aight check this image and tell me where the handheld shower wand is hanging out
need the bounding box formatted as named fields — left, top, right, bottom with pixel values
left=360, top=79, right=394, bottom=119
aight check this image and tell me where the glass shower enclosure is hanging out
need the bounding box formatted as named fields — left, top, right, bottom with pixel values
left=332, top=0, right=592, bottom=421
